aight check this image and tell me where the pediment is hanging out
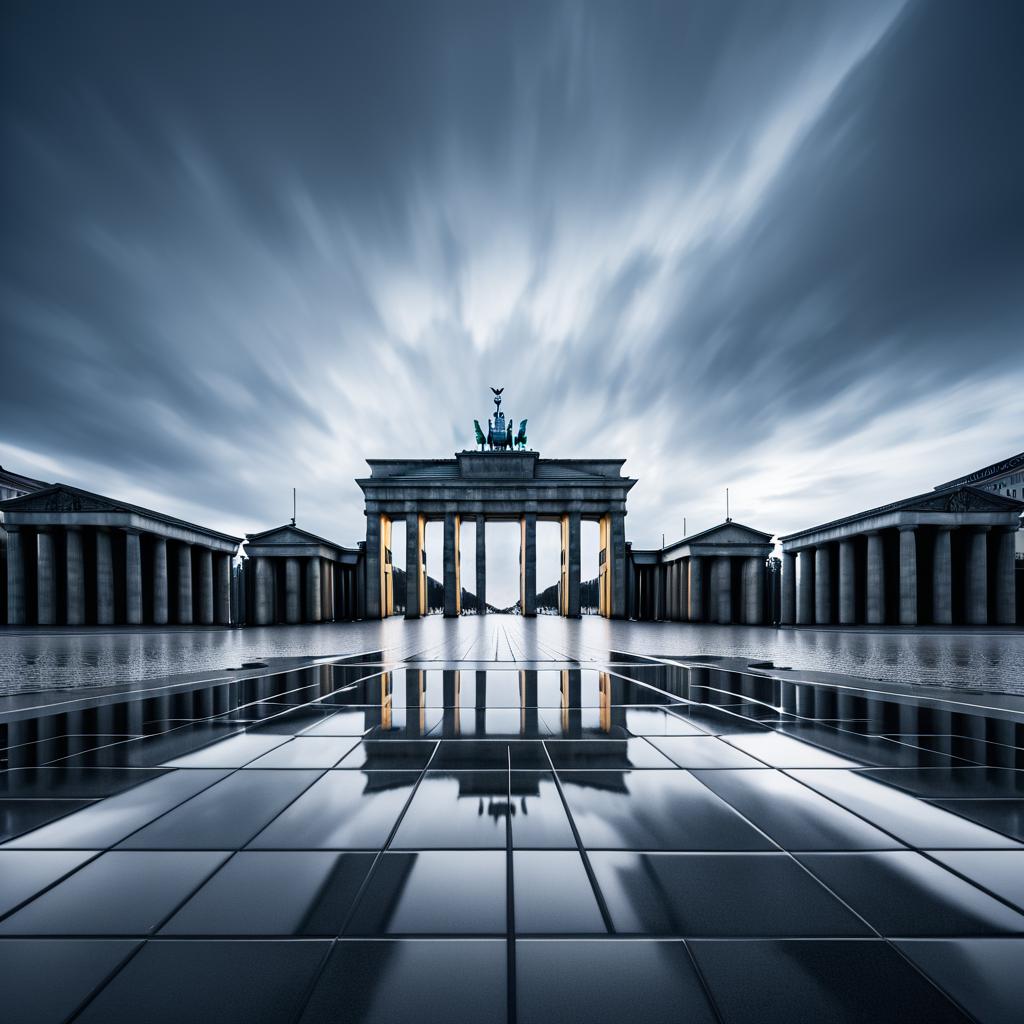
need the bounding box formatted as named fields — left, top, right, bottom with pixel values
left=1, top=484, right=121, bottom=514
left=246, top=524, right=343, bottom=549
left=688, top=521, right=774, bottom=546
left=907, top=485, right=1022, bottom=514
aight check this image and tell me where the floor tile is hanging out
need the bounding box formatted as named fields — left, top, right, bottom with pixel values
left=930, top=799, right=1024, bottom=841
left=336, top=740, right=437, bottom=769
left=856, top=767, right=1024, bottom=800
left=429, top=740, right=516, bottom=769
left=544, top=738, right=675, bottom=769
left=0, top=937, right=141, bottom=1024
left=245, top=736, right=358, bottom=768
left=896, top=938, right=1024, bottom=1024
left=927, top=849, right=1024, bottom=911
left=161, top=851, right=376, bottom=935
left=690, top=939, right=970, bottom=1023
left=625, top=707, right=711, bottom=735
left=645, top=736, right=764, bottom=769
left=0, top=799, right=93, bottom=842
left=74, top=938, right=330, bottom=1024
left=119, top=770, right=321, bottom=849
left=391, top=771, right=510, bottom=848
left=0, top=849, right=97, bottom=917
left=789, top=770, right=1021, bottom=848
left=513, top=851, right=606, bottom=933
left=509, top=771, right=576, bottom=848
left=0, top=767, right=168, bottom=800
left=507, top=741, right=552, bottom=769
left=2, top=769, right=228, bottom=848
left=0, top=850, right=227, bottom=935
left=300, top=709, right=375, bottom=736
left=720, top=731, right=859, bottom=768
left=558, top=770, right=775, bottom=850
left=590, top=852, right=869, bottom=936
left=161, top=732, right=290, bottom=768
left=249, top=770, right=417, bottom=849
left=798, top=852, right=1024, bottom=936
left=693, top=769, right=902, bottom=850
left=346, top=851, right=506, bottom=934
left=516, top=938, right=716, bottom=1024
left=298, top=939, right=507, bottom=1024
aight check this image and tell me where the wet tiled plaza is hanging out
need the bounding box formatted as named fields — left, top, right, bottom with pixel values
left=1, top=628, right=1022, bottom=1022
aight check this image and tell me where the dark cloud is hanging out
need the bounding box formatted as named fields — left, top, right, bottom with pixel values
left=2, top=0, right=1021, bottom=599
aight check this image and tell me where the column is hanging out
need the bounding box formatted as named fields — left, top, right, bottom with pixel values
left=96, top=528, right=115, bottom=625
left=898, top=526, right=917, bottom=626
left=476, top=515, right=487, bottom=614
left=325, top=560, right=335, bottom=621
left=197, top=547, right=214, bottom=625
left=152, top=537, right=168, bottom=625
left=307, top=556, right=322, bottom=623
left=285, top=557, right=301, bottom=624
left=796, top=549, right=814, bottom=624
left=610, top=511, right=627, bottom=619
left=565, top=511, right=581, bottom=618
left=814, top=545, right=831, bottom=625
left=780, top=551, right=796, bottom=625
left=838, top=539, right=855, bottom=625
left=714, top=556, right=732, bottom=624
left=932, top=527, right=952, bottom=625
left=215, top=553, right=232, bottom=624
left=36, top=529, right=56, bottom=625
left=964, top=527, right=988, bottom=625
left=364, top=512, right=382, bottom=620
left=520, top=512, right=536, bottom=617
left=866, top=532, right=885, bottom=625
left=405, top=514, right=421, bottom=619
left=5, top=526, right=26, bottom=625
left=176, top=542, right=193, bottom=624
left=443, top=512, right=461, bottom=617
left=688, top=556, right=704, bottom=622
left=66, top=526, right=85, bottom=625
left=254, top=556, right=273, bottom=625
left=125, top=530, right=143, bottom=625
left=995, top=527, right=1016, bottom=625
left=742, top=556, right=764, bottom=624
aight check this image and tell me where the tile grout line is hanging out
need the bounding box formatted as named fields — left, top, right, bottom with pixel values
left=287, top=739, right=442, bottom=1024
left=506, top=745, right=516, bottom=1024
left=540, top=741, right=617, bottom=935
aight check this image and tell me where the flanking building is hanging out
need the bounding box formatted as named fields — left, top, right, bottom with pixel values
left=628, top=521, right=775, bottom=624
left=779, top=483, right=1023, bottom=627
left=239, top=524, right=361, bottom=625
left=1, top=483, right=241, bottom=627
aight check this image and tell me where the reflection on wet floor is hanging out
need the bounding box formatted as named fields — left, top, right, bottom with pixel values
left=0, top=656, right=1021, bottom=1022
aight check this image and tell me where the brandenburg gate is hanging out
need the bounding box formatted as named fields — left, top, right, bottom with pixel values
left=356, top=392, right=635, bottom=619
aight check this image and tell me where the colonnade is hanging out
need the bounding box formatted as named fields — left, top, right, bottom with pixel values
left=246, top=555, right=357, bottom=625
left=369, top=508, right=625, bottom=620
left=3, top=524, right=233, bottom=627
left=633, top=554, right=768, bottom=625
left=782, top=524, right=1017, bottom=626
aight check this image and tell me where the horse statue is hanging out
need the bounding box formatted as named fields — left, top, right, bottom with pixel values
left=473, top=420, right=486, bottom=451
left=514, top=419, right=528, bottom=450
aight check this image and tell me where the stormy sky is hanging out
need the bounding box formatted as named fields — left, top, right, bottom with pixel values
left=2, top=1, right=1022, bottom=601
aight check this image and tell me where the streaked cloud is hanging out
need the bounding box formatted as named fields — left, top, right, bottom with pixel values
left=2, top=0, right=1021, bottom=604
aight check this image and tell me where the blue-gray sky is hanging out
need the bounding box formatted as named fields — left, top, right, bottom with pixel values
left=2, top=1, right=1022, bottom=603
